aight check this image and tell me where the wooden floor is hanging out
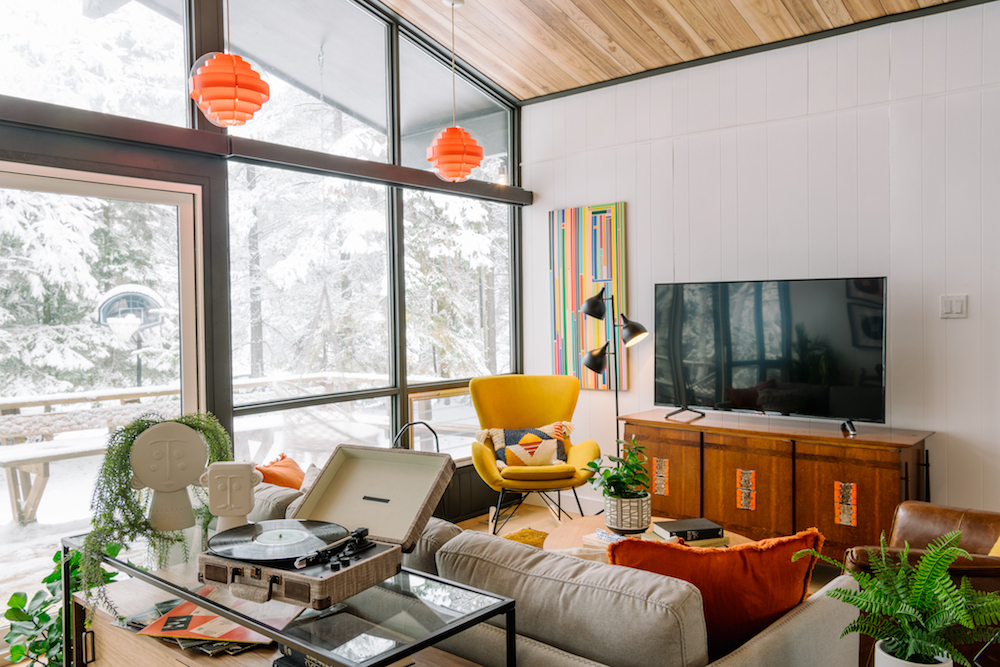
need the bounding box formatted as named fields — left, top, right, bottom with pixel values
left=456, top=504, right=842, bottom=594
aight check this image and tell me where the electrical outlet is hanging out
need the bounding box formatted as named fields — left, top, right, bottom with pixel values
left=940, top=295, right=968, bottom=319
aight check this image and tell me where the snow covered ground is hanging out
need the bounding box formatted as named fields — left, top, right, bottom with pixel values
left=0, top=454, right=101, bottom=600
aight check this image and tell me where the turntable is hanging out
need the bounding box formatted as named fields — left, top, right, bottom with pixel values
left=197, top=444, right=455, bottom=609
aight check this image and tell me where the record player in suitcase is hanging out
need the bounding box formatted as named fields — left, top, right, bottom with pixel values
left=197, top=444, right=455, bottom=610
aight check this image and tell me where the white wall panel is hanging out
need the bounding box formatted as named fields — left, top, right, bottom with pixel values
left=887, top=100, right=923, bottom=428
left=520, top=7, right=1000, bottom=511
left=587, top=87, right=617, bottom=150
left=649, top=139, right=674, bottom=284
left=858, top=25, right=891, bottom=105
left=737, top=52, right=768, bottom=124
left=923, top=14, right=948, bottom=95
left=944, top=91, right=983, bottom=508
left=616, top=81, right=637, bottom=146
left=838, top=33, right=859, bottom=109
left=921, top=96, right=948, bottom=501
left=890, top=18, right=924, bottom=100
left=672, top=137, right=691, bottom=280
left=808, top=37, right=838, bottom=113
left=587, top=148, right=617, bottom=204
left=767, top=119, right=809, bottom=278
left=688, top=63, right=721, bottom=133
left=688, top=133, right=722, bottom=280
left=981, top=88, right=1000, bottom=510
left=986, top=2, right=1000, bottom=85
left=807, top=114, right=838, bottom=278
left=837, top=111, right=859, bottom=276
left=947, top=6, right=984, bottom=91
left=720, top=129, right=739, bottom=281
left=857, top=106, right=890, bottom=276
left=635, top=78, right=651, bottom=141
left=672, top=71, right=689, bottom=136
left=768, top=45, right=808, bottom=120
left=564, top=94, right=587, bottom=158
left=737, top=126, right=769, bottom=280
left=720, top=61, right=738, bottom=127
left=550, top=98, right=567, bottom=159
left=650, top=75, right=673, bottom=139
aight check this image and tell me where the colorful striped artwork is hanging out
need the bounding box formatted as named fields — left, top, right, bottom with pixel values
left=548, top=202, right=627, bottom=391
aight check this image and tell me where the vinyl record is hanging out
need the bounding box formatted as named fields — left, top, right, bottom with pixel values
left=207, top=519, right=349, bottom=563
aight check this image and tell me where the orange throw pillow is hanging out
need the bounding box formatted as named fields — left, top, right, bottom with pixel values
left=256, top=454, right=305, bottom=489
left=607, top=527, right=824, bottom=658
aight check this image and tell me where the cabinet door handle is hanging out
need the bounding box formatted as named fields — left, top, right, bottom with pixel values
left=82, top=629, right=95, bottom=664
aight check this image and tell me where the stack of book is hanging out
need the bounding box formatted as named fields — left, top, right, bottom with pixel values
left=651, top=518, right=729, bottom=547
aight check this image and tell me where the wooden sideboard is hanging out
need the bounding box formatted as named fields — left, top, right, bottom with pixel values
left=621, top=410, right=932, bottom=561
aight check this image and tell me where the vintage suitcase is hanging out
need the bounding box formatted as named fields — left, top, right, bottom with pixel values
left=197, top=444, right=455, bottom=609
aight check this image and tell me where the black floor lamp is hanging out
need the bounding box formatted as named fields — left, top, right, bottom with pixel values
left=579, top=286, right=649, bottom=457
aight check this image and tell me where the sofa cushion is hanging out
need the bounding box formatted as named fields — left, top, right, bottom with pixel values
left=608, top=527, right=823, bottom=659
left=247, top=482, right=303, bottom=522
left=436, top=530, right=709, bottom=667
left=498, top=463, right=577, bottom=481
left=400, top=517, right=463, bottom=575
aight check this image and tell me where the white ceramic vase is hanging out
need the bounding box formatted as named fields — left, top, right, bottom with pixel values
left=604, top=493, right=651, bottom=534
left=875, top=641, right=952, bottom=667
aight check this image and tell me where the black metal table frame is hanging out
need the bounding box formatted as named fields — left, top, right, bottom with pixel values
left=61, top=537, right=516, bottom=667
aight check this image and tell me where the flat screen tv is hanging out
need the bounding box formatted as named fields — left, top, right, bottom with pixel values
left=654, top=277, right=886, bottom=425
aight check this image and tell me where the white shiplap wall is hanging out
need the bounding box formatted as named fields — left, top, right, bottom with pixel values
left=521, top=3, right=1000, bottom=513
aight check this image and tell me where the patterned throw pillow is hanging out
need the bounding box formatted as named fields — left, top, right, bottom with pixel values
left=476, top=422, right=573, bottom=468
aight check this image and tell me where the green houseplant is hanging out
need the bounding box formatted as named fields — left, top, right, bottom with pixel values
left=5, top=546, right=120, bottom=665
left=80, top=411, right=232, bottom=616
left=585, top=438, right=651, bottom=534
left=793, top=530, right=1000, bottom=666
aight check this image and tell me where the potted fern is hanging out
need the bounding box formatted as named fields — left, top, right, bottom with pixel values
left=794, top=530, right=1000, bottom=666
left=585, top=438, right=650, bottom=534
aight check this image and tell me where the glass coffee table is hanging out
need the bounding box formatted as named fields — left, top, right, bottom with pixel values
left=61, top=534, right=515, bottom=667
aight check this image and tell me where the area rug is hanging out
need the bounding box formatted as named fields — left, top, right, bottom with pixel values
left=503, top=528, right=548, bottom=548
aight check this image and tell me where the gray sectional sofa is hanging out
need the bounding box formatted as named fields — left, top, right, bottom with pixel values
left=391, top=518, right=860, bottom=667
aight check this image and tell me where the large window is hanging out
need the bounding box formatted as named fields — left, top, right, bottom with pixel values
left=228, top=163, right=390, bottom=407
left=0, top=164, right=203, bottom=599
left=404, top=191, right=512, bottom=381
left=0, top=0, right=187, bottom=126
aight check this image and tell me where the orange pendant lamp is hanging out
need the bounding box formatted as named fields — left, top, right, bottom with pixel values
left=427, top=0, right=483, bottom=183
left=189, top=52, right=269, bottom=127
left=188, top=0, right=269, bottom=128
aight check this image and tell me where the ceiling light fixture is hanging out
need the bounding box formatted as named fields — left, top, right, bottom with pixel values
left=427, top=0, right=484, bottom=183
left=188, top=0, right=269, bottom=127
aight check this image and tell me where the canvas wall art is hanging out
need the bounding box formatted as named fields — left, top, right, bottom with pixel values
left=548, top=202, right=627, bottom=391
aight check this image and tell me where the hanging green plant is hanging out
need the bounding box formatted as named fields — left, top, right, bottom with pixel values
left=80, top=411, right=232, bottom=617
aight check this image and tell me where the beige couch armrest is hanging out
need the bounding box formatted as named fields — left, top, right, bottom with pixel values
left=707, top=575, right=859, bottom=667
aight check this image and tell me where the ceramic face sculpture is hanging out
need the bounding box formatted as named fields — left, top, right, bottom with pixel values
left=129, top=422, right=208, bottom=531
left=200, top=461, right=263, bottom=533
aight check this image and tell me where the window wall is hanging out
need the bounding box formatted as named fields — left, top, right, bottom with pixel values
left=0, top=0, right=527, bottom=601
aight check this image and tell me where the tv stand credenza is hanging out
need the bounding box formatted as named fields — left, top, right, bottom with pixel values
left=621, top=410, right=932, bottom=562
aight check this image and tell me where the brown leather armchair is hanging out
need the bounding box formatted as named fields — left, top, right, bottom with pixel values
left=845, top=501, right=1000, bottom=593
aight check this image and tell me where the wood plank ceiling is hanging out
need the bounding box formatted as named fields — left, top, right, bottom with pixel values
left=380, top=0, right=961, bottom=101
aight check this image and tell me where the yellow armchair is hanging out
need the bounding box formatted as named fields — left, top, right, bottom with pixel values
left=469, top=374, right=601, bottom=533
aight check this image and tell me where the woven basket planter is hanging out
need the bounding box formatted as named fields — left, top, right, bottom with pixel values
left=604, top=493, right=651, bottom=534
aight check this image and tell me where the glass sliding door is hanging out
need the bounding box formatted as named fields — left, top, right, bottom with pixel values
left=0, top=162, right=203, bottom=598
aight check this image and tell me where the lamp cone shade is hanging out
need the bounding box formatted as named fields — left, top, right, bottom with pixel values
left=582, top=341, right=610, bottom=374
left=580, top=287, right=607, bottom=320
left=427, top=126, right=484, bottom=182
left=189, top=52, right=269, bottom=127
left=621, top=314, right=649, bottom=347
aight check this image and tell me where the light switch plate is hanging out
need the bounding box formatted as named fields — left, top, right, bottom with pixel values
left=940, top=295, right=968, bottom=319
